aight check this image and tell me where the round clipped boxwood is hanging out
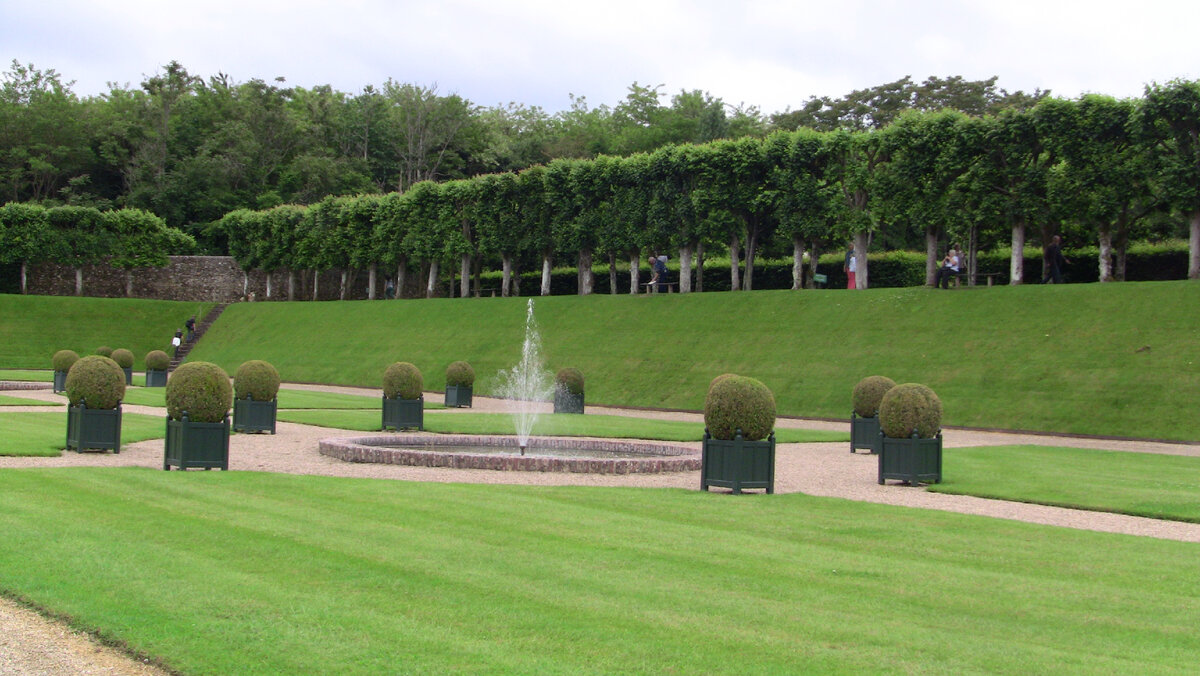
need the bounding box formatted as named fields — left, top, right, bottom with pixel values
left=52, top=349, right=80, bottom=372
left=64, top=355, right=125, bottom=410
left=234, top=360, right=281, bottom=402
left=879, top=383, right=943, bottom=439
left=383, top=362, right=423, bottom=400
left=110, top=348, right=135, bottom=369
left=166, top=361, right=233, bottom=423
left=555, top=368, right=585, bottom=395
left=145, top=350, right=170, bottom=371
left=703, top=374, right=776, bottom=442
left=94, top=346, right=113, bottom=358
left=445, top=361, right=475, bottom=388
left=852, top=375, right=896, bottom=418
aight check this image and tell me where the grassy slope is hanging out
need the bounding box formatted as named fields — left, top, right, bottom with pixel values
left=186, top=281, right=1200, bottom=440
left=0, top=469, right=1197, bottom=674
left=0, top=294, right=213, bottom=370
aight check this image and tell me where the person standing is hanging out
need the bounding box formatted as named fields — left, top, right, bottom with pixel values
left=171, top=330, right=183, bottom=359
left=1042, top=235, right=1070, bottom=284
left=844, top=244, right=857, bottom=289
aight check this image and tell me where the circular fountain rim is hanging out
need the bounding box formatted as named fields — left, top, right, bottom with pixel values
left=319, top=433, right=701, bottom=474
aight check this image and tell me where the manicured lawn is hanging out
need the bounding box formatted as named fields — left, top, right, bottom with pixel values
left=0, top=393, right=58, bottom=406
left=279, top=408, right=848, bottom=443
left=0, top=412, right=165, bottom=456
left=0, top=369, right=53, bottom=382
left=0, top=468, right=1196, bottom=674
left=121, top=387, right=382, bottom=410
left=931, top=445, right=1200, bottom=522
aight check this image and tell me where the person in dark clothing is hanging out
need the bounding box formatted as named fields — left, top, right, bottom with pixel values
left=185, top=316, right=196, bottom=342
left=1042, top=235, right=1070, bottom=284
left=650, top=254, right=668, bottom=292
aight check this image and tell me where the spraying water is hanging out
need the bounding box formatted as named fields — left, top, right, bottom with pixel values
left=497, top=299, right=554, bottom=454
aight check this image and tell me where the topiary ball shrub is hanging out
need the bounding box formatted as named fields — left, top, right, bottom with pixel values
left=703, top=374, right=776, bottom=441
left=111, top=348, right=135, bottom=369
left=555, top=368, right=585, bottom=395
left=145, top=350, right=170, bottom=371
left=445, top=361, right=475, bottom=388
left=383, top=362, right=423, bottom=400
left=52, top=349, right=80, bottom=372
left=166, top=361, right=233, bottom=423
left=879, top=383, right=943, bottom=439
left=852, top=375, right=896, bottom=417
left=94, top=346, right=113, bottom=358
left=234, top=360, right=281, bottom=402
left=64, top=355, right=125, bottom=410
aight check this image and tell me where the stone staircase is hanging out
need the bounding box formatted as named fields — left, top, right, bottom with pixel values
left=169, top=303, right=229, bottom=372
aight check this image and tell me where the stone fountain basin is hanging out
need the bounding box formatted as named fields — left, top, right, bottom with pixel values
left=319, top=434, right=700, bottom=474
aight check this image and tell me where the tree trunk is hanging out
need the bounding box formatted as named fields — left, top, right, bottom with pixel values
left=287, top=270, right=295, bottom=301
left=607, top=252, right=618, bottom=294
left=791, top=235, right=805, bottom=290
left=75, top=268, right=82, bottom=296
left=729, top=235, right=741, bottom=291
left=1040, top=223, right=1055, bottom=282
left=460, top=254, right=471, bottom=298
left=628, top=250, right=640, bottom=295
left=1190, top=209, right=1200, bottom=280
left=1010, top=222, right=1025, bottom=285
left=744, top=227, right=759, bottom=291
left=1098, top=223, right=1114, bottom=283
left=266, top=272, right=273, bottom=300
left=807, top=241, right=821, bottom=289
left=853, top=231, right=870, bottom=289
left=395, top=261, right=407, bottom=300
left=125, top=270, right=134, bottom=298
left=967, top=225, right=979, bottom=286
left=540, top=254, right=552, bottom=296
left=368, top=264, right=377, bottom=300
left=339, top=269, right=348, bottom=300
left=925, top=227, right=939, bottom=287
left=313, top=270, right=319, bottom=301
left=502, top=254, right=513, bottom=297
left=696, top=241, right=704, bottom=292
left=679, top=244, right=694, bottom=293
left=578, top=247, right=594, bottom=295
left=20, top=261, right=27, bottom=294
left=1115, top=219, right=1129, bottom=282
left=425, top=260, right=438, bottom=298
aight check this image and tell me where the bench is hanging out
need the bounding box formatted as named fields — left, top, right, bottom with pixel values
left=950, top=272, right=1004, bottom=288
left=476, top=287, right=499, bottom=298
left=642, top=282, right=678, bottom=294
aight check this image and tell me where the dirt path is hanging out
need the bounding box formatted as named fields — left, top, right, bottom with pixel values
left=3, top=383, right=1199, bottom=674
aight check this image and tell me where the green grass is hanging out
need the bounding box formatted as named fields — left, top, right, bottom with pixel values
left=0, top=393, right=58, bottom=406
left=0, top=469, right=1197, bottom=674
left=0, top=369, right=53, bottom=382
left=181, top=282, right=1200, bottom=440
left=119, top=387, right=381, bottom=410
left=278, top=408, right=849, bottom=443
left=0, top=412, right=165, bottom=456
left=0, top=294, right=212, bottom=370
left=931, top=445, right=1200, bottom=523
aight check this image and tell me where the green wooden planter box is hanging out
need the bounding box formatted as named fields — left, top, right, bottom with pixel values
left=444, top=385, right=473, bottom=408
left=121, top=367, right=133, bottom=385
left=53, top=370, right=67, bottom=393
left=554, top=390, right=585, bottom=414
left=878, top=433, right=943, bottom=485
left=164, top=414, right=230, bottom=470
left=701, top=429, right=776, bottom=494
left=850, top=413, right=882, bottom=454
left=144, top=369, right=168, bottom=387
left=382, top=395, right=423, bottom=431
left=66, top=403, right=122, bottom=453
left=233, top=397, right=277, bottom=434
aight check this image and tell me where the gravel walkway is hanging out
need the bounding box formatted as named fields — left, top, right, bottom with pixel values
left=3, top=383, right=1199, bottom=674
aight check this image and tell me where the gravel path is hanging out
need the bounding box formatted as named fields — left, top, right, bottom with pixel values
left=3, top=383, right=1200, bottom=674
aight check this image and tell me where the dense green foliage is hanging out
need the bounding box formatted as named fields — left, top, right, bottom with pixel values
left=63, top=355, right=124, bottom=409
left=144, top=349, right=170, bottom=371
left=165, top=361, right=232, bottom=422
left=233, top=360, right=280, bottom=402
left=703, top=374, right=777, bottom=441
left=555, top=367, right=585, bottom=395
left=382, top=362, right=422, bottom=400
left=879, top=383, right=943, bottom=439
left=851, top=375, right=896, bottom=417
left=932, top=445, right=1200, bottom=523
left=0, top=470, right=1197, bottom=673
left=93, top=345, right=112, bottom=357
left=109, top=347, right=134, bottom=369
left=50, top=349, right=78, bottom=372
left=444, top=360, right=475, bottom=387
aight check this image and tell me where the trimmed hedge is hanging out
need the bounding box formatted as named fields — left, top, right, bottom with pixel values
left=234, top=360, right=281, bottom=402
left=145, top=350, right=170, bottom=371
left=445, top=361, right=475, bottom=388
left=166, top=362, right=233, bottom=423
left=52, top=349, right=80, bottom=372
left=64, top=355, right=125, bottom=409
left=879, top=383, right=943, bottom=439
left=555, top=368, right=585, bottom=396
left=703, top=374, right=776, bottom=441
left=110, top=348, right=135, bottom=369
left=852, top=376, right=896, bottom=418
left=383, top=362, right=423, bottom=400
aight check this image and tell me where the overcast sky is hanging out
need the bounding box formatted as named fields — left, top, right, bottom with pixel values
left=3, top=0, right=1198, bottom=115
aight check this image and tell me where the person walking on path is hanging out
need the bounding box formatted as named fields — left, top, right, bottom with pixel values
left=1042, top=235, right=1070, bottom=284
left=185, top=316, right=196, bottom=342
left=171, top=330, right=183, bottom=358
